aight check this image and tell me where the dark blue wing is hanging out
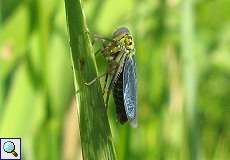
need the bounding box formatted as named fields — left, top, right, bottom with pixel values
left=123, top=55, right=137, bottom=127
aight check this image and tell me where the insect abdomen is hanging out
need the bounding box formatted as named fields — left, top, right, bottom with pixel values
left=113, top=70, right=128, bottom=124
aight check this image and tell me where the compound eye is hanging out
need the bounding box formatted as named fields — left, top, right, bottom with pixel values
left=128, top=42, right=132, bottom=45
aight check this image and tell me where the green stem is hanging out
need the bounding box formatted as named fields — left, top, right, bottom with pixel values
left=64, top=0, right=116, bottom=159
left=181, top=0, right=199, bottom=159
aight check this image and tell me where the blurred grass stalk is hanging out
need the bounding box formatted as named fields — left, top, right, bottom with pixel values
left=181, top=0, right=199, bottom=159
left=64, top=0, right=116, bottom=159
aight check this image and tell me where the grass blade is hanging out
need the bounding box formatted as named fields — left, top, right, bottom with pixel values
left=64, top=0, right=116, bottom=159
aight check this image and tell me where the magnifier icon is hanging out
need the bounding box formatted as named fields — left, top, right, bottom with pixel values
left=3, top=141, right=18, bottom=157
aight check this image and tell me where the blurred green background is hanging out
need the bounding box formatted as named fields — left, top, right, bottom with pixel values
left=0, top=0, right=229, bottom=159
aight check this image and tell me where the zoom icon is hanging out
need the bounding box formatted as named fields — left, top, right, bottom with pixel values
left=0, top=138, right=21, bottom=160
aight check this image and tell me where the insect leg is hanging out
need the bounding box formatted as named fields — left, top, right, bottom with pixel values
left=105, top=81, right=113, bottom=109
left=91, top=34, right=113, bottom=46
left=84, top=72, right=108, bottom=86
left=93, top=34, right=113, bottom=42
left=102, top=73, right=109, bottom=95
left=105, top=54, right=126, bottom=109
left=85, top=66, right=117, bottom=86
left=92, top=34, right=114, bottom=56
left=94, top=48, right=102, bottom=56
left=85, top=29, right=112, bottom=46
